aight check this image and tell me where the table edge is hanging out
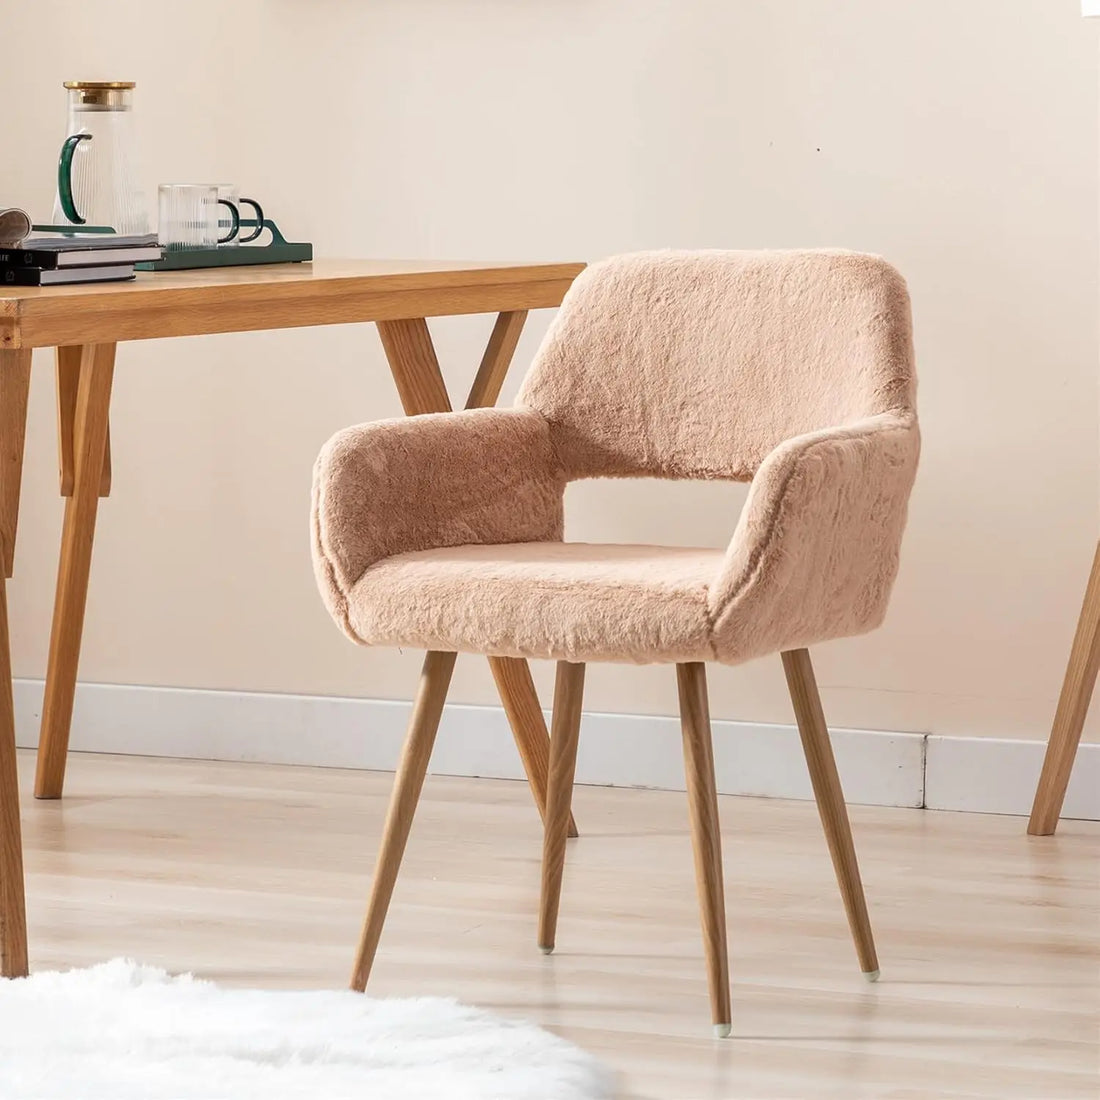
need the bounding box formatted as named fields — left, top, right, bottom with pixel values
left=0, top=262, right=586, bottom=349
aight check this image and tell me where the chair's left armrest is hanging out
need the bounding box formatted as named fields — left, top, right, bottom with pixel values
left=708, top=412, right=920, bottom=663
left=312, top=407, right=565, bottom=640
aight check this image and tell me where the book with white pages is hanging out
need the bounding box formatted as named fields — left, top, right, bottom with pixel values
left=1, top=264, right=136, bottom=286
left=0, top=231, right=161, bottom=269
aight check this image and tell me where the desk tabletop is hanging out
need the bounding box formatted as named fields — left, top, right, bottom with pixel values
left=0, top=259, right=585, bottom=350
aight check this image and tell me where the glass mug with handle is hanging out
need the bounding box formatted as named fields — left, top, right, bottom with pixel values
left=158, top=184, right=239, bottom=250
left=214, top=185, right=264, bottom=247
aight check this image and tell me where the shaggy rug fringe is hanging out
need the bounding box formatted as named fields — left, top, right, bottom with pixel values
left=0, top=959, right=614, bottom=1099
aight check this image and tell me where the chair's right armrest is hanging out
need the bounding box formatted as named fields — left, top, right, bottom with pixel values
left=312, top=407, right=565, bottom=640
left=708, top=412, right=920, bottom=663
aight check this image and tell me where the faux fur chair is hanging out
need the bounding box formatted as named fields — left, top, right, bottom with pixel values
left=311, top=249, right=920, bottom=1035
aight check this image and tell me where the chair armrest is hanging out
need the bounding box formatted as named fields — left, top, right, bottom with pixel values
left=708, top=413, right=920, bottom=663
left=312, top=408, right=565, bottom=639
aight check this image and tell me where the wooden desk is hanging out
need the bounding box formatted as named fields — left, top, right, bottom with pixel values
left=0, top=258, right=585, bottom=977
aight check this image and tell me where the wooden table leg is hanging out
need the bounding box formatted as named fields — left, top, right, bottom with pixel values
left=56, top=345, right=112, bottom=498
left=375, top=314, right=577, bottom=834
left=489, top=656, right=577, bottom=837
left=0, top=580, right=26, bottom=977
left=0, top=349, right=31, bottom=977
left=1028, top=541, right=1100, bottom=835
left=464, top=311, right=528, bottom=411
left=34, top=343, right=116, bottom=800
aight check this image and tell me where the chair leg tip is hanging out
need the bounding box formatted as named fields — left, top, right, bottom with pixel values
left=538, top=944, right=554, bottom=956
left=712, top=1023, right=732, bottom=1039
left=862, top=969, right=880, bottom=983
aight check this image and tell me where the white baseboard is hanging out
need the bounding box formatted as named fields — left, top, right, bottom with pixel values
left=924, top=734, right=1099, bottom=819
left=12, top=679, right=1099, bottom=819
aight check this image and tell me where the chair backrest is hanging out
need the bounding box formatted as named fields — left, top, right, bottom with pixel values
left=517, top=249, right=916, bottom=481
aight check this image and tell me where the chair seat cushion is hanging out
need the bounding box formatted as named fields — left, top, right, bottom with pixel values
left=347, top=542, right=726, bottom=663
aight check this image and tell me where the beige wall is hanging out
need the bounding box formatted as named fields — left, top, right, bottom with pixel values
left=1, top=0, right=1097, bottom=741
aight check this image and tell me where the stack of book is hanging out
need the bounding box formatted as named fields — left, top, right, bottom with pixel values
left=0, top=232, right=163, bottom=286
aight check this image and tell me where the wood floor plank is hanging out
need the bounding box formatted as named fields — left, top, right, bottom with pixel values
left=13, top=750, right=1100, bottom=1099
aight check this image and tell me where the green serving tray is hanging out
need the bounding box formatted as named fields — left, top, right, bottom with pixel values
left=135, top=218, right=311, bottom=271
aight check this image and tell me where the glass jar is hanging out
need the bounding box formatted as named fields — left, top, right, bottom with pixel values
left=52, top=81, right=150, bottom=235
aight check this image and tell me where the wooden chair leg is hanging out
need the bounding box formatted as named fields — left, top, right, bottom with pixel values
left=1029, top=541, right=1100, bottom=835
left=489, top=656, right=578, bottom=837
left=35, top=343, right=116, bottom=800
left=781, top=648, right=879, bottom=980
left=537, top=661, right=585, bottom=954
left=676, top=662, right=732, bottom=1038
left=351, top=651, right=456, bottom=992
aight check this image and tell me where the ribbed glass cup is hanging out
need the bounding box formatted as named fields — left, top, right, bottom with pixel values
left=157, top=185, right=218, bottom=250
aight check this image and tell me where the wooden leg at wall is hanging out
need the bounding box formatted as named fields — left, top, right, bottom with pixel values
left=374, top=316, right=577, bottom=836
left=676, top=662, right=732, bottom=1037
left=537, top=661, right=585, bottom=954
left=34, top=343, right=116, bottom=800
left=1028, top=542, right=1100, bottom=836
left=781, top=648, right=879, bottom=979
left=350, top=650, right=457, bottom=992
left=489, top=656, right=578, bottom=837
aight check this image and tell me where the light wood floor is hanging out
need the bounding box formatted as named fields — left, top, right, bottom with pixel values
left=14, top=750, right=1100, bottom=1099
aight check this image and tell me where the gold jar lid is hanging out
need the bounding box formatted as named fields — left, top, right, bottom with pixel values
left=63, top=81, right=136, bottom=89
left=64, top=81, right=136, bottom=107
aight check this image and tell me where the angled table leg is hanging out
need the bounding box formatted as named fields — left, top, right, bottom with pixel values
left=464, top=310, right=528, bottom=411
left=0, top=348, right=31, bottom=976
left=56, top=345, right=112, bottom=498
left=490, top=657, right=577, bottom=837
left=374, top=314, right=577, bottom=834
left=1028, top=541, right=1100, bottom=835
left=34, top=343, right=116, bottom=800
left=0, top=581, right=26, bottom=977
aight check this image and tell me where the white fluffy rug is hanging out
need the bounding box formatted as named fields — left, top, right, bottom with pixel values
left=0, top=959, right=614, bottom=1099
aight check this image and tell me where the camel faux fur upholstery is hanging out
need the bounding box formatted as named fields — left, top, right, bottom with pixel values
left=311, top=249, right=919, bottom=665
left=518, top=250, right=915, bottom=480
left=312, top=409, right=564, bottom=640
left=349, top=543, right=725, bottom=663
